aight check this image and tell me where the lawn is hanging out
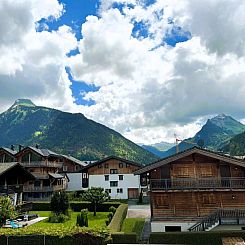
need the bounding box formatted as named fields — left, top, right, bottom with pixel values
left=121, top=218, right=145, bottom=238
left=28, top=211, right=109, bottom=228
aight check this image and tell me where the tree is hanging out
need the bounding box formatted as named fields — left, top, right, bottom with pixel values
left=50, top=191, right=69, bottom=215
left=0, top=196, right=16, bottom=227
left=81, top=187, right=110, bottom=216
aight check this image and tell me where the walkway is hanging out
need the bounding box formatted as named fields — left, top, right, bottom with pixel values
left=127, top=204, right=151, bottom=218
left=222, top=237, right=245, bottom=245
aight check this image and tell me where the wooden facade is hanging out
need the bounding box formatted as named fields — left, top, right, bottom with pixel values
left=135, top=147, right=245, bottom=222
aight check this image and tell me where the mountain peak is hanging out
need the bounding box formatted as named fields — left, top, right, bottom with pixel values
left=11, top=99, right=36, bottom=109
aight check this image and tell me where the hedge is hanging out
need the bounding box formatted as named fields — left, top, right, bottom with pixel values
left=108, top=204, right=128, bottom=232
left=110, top=232, right=137, bottom=244
left=149, top=231, right=245, bottom=245
left=31, top=201, right=121, bottom=212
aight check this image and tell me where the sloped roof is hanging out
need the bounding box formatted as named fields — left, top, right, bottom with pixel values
left=134, top=146, right=245, bottom=175
left=0, top=147, right=17, bottom=156
left=48, top=173, right=65, bottom=179
left=62, top=155, right=86, bottom=167
left=16, top=146, right=61, bottom=158
left=81, top=155, right=142, bottom=171
left=0, top=162, right=35, bottom=179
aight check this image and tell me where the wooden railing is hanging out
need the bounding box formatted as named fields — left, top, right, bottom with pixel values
left=20, top=161, right=63, bottom=168
left=189, top=209, right=245, bottom=232
left=150, top=178, right=245, bottom=191
left=23, top=185, right=65, bottom=192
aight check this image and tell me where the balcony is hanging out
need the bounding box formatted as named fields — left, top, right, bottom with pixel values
left=20, top=161, right=63, bottom=168
left=23, top=185, right=65, bottom=192
left=150, top=177, right=245, bottom=191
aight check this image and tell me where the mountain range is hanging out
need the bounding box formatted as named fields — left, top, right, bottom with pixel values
left=0, top=99, right=158, bottom=164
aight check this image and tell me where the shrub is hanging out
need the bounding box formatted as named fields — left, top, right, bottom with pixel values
left=109, top=206, right=117, bottom=214
left=51, top=191, right=69, bottom=215
left=108, top=204, right=128, bottom=232
left=0, top=196, right=16, bottom=227
left=110, top=232, right=137, bottom=244
left=48, top=213, right=69, bottom=223
left=32, top=202, right=50, bottom=211
left=77, top=209, right=88, bottom=227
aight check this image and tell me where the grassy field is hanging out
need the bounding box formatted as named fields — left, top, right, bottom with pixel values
left=121, top=218, right=145, bottom=237
left=29, top=211, right=108, bottom=228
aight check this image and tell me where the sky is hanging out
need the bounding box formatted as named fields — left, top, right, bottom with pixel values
left=0, top=0, right=245, bottom=144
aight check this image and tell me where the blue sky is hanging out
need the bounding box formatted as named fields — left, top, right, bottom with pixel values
left=37, top=0, right=191, bottom=106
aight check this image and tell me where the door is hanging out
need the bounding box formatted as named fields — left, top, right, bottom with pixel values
left=161, top=165, right=171, bottom=189
left=128, top=188, right=139, bottom=199
left=220, top=164, right=231, bottom=187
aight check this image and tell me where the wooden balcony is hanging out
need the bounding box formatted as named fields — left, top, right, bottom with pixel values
left=20, top=161, right=63, bottom=168
left=150, top=177, right=245, bottom=191
left=23, top=185, right=65, bottom=192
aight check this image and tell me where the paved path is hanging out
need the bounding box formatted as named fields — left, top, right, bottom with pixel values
left=222, top=237, right=245, bottom=245
left=127, top=204, right=151, bottom=218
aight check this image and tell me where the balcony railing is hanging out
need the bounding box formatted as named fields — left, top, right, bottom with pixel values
left=20, top=161, right=63, bottom=168
left=150, top=178, right=245, bottom=191
left=23, top=185, right=65, bottom=192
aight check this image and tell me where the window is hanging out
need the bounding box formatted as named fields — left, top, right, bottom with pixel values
left=117, top=188, right=123, bottom=193
left=105, top=189, right=111, bottom=193
left=165, top=226, right=181, bottom=232
left=63, top=166, right=68, bottom=172
left=75, top=165, right=79, bottom=171
left=105, top=175, right=109, bottom=181
left=202, top=194, right=216, bottom=205
left=126, top=163, right=130, bottom=168
left=119, top=162, right=124, bottom=168
left=110, top=169, right=118, bottom=174
left=104, top=163, right=109, bottom=168
left=119, top=175, right=123, bottom=180
left=98, top=164, right=102, bottom=168
left=110, top=181, right=118, bottom=187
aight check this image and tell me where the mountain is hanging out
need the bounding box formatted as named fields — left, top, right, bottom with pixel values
left=0, top=99, right=158, bottom=164
left=163, top=114, right=245, bottom=157
left=140, top=142, right=175, bottom=157
left=222, top=131, right=245, bottom=156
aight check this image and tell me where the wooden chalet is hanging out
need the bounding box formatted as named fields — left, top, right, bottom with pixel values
left=134, top=147, right=245, bottom=232
left=0, top=147, right=17, bottom=163
left=15, top=146, right=68, bottom=201
left=61, top=155, right=85, bottom=173
left=0, top=162, right=35, bottom=205
left=81, top=156, right=142, bottom=199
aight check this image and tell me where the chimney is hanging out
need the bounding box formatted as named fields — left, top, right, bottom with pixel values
left=36, top=144, right=39, bottom=149
left=18, top=145, right=23, bottom=152
left=10, top=145, right=14, bottom=151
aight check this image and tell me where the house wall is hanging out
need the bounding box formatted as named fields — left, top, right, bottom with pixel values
left=89, top=174, right=140, bottom=199
left=151, top=221, right=196, bottom=232
left=66, top=173, right=83, bottom=191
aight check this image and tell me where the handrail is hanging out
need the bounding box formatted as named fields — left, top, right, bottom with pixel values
left=189, top=209, right=245, bottom=232
left=150, top=178, right=245, bottom=190
left=20, top=161, right=63, bottom=168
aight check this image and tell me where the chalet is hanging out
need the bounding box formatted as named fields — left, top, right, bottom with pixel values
left=0, top=162, right=35, bottom=205
left=81, top=156, right=142, bottom=199
left=0, top=147, right=17, bottom=163
left=15, top=146, right=68, bottom=201
left=134, top=147, right=245, bottom=232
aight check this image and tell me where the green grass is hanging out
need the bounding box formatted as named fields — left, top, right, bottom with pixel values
left=121, top=218, right=145, bottom=238
left=28, top=211, right=108, bottom=228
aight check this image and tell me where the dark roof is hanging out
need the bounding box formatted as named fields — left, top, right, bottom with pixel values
left=62, top=155, right=86, bottom=167
left=48, top=173, right=65, bottom=179
left=0, top=147, right=17, bottom=156
left=16, top=146, right=61, bottom=158
left=0, top=162, right=35, bottom=179
left=134, top=146, right=245, bottom=175
left=81, top=156, right=142, bottom=171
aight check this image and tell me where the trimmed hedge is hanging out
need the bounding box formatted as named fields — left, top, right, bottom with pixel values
left=108, top=204, right=128, bottom=232
left=149, top=231, right=245, bottom=245
left=110, top=232, right=137, bottom=244
left=32, top=201, right=121, bottom=212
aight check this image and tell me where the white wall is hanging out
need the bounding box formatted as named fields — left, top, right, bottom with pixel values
left=89, top=174, right=140, bottom=199
left=66, top=173, right=83, bottom=191
left=151, top=221, right=196, bottom=232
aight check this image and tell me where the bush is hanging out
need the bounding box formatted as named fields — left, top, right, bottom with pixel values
left=77, top=209, right=88, bottom=227
left=49, top=213, right=70, bottom=223
left=149, top=231, right=245, bottom=245
left=109, top=206, right=117, bottom=214
left=31, top=201, right=121, bottom=212
left=108, top=204, right=128, bottom=232
left=110, top=232, right=137, bottom=244
left=0, top=196, right=16, bottom=227
left=51, top=191, right=69, bottom=215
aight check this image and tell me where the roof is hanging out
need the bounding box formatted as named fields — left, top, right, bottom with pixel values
left=134, top=146, right=245, bottom=175
left=81, top=155, right=142, bottom=171
left=48, top=173, right=65, bottom=179
left=62, top=155, right=86, bottom=167
left=0, top=162, right=35, bottom=179
left=0, top=147, right=17, bottom=156
left=16, top=146, right=61, bottom=158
